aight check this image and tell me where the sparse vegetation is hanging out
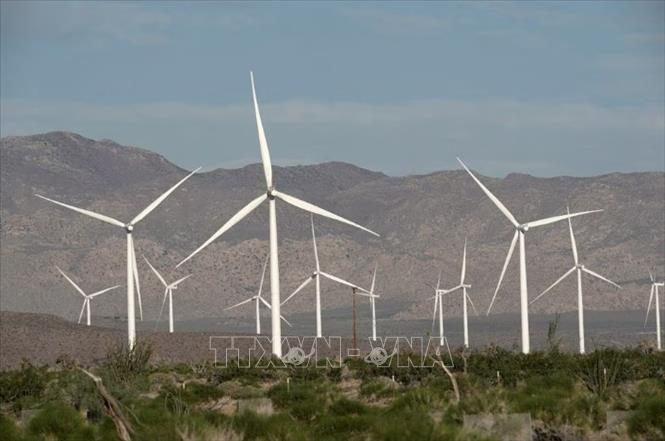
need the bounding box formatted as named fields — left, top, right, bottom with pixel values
left=0, top=347, right=663, bottom=440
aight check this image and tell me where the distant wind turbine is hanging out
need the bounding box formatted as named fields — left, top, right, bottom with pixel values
left=531, top=208, right=620, bottom=354
left=177, top=73, right=378, bottom=357
left=56, top=266, right=120, bottom=326
left=225, top=253, right=292, bottom=334
left=143, top=256, right=192, bottom=334
left=457, top=158, right=601, bottom=354
left=37, top=167, right=200, bottom=348
left=281, top=215, right=375, bottom=337
left=367, top=264, right=379, bottom=341
left=439, top=239, right=478, bottom=348
left=645, top=270, right=664, bottom=351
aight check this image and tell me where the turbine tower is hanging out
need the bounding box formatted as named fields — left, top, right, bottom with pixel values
left=457, top=158, right=601, bottom=353
left=177, top=73, right=378, bottom=356
left=37, top=167, right=200, bottom=348
left=645, top=270, right=664, bottom=351
left=367, top=264, right=379, bottom=341
left=281, top=215, right=375, bottom=337
left=530, top=208, right=620, bottom=354
left=143, top=256, right=192, bottom=334
left=225, top=254, right=292, bottom=334
left=56, top=266, right=120, bottom=326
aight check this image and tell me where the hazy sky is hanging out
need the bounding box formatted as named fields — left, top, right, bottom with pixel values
left=1, top=1, right=663, bottom=177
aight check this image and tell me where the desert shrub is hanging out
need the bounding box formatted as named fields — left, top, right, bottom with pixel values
left=232, top=411, right=308, bottom=440
left=268, top=380, right=326, bottom=421
left=577, top=349, right=624, bottom=398
left=329, top=397, right=367, bottom=416
left=0, top=360, right=49, bottom=408
left=103, top=341, right=153, bottom=384
left=0, top=414, right=22, bottom=441
left=627, top=394, right=665, bottom=440
left=27, top=401, right=95, bottom=440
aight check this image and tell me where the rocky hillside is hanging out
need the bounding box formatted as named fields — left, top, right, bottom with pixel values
left=1, top=132, right=663, bottom=324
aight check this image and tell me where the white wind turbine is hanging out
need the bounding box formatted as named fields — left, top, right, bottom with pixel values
left=177, top=72, right=378, bottom=356
left=280, top=215, right=376, bottom=337
left=36, top=167, right=200, bottom=348
left=457, top=158, right=601, bottom=354
left=440, top=239, right=478, bottom=348
left=56, top=266, right=120, bottom=326
left=645, top=270, right=664, bottom=351
left=530, top=208, right=620, bottom=354
left=225, top=253, right=292, bottom=334
left=143, top=256, right=192, bottom=334
left=429, top=270, right=449, bottom=346
left=367, top=265, right=379, bottom=341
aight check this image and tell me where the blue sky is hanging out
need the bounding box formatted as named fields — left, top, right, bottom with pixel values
left=1, top=1, right=663, bottom=176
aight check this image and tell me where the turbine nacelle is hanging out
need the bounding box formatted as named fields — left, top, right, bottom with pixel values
left=517, top=224, right=529, bottom=233
left=125, top=224, right=134, bottom=233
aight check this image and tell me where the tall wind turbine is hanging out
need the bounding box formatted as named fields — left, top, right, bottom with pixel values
left=56, top=266, right=119, bottom=326
left=177, top=73, right=378, bottom=356
left=143, top=256, right=192, bottom=334
left=36, top=167, right=200, bottom=348
left=281, top=215, right=375, bottom=337
left=457, top=158, right=601, bottom=353
left=530, top=209, right=620, bottom=354
left=429, top=270, right=448, bottom=346
left=225, top=254, right=292, bottom=334
left=645, top=270, right=664, bottom=351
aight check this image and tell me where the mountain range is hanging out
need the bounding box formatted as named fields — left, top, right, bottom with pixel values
left=1, top=132, right=663, bottom=327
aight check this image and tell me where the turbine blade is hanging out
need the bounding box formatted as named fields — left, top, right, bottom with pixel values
left=457, top=158, right=519, bottom=227
left=582, top=267, right=621, bottom=289
left=250, top=71, right=273, bottom=189
left=257, top=253, right=269, bottom=298
left=280, top=315, right=293, bottom=327
left=157, top=289, right=168, bottom=323
left=259, top=296, right=272, bottom=309
left=370, top=264, right=377, bottom=294
left=445, top=284, right=463, bottom=294
left=530, top=266, right=576, bottom=304
left=143, top=255, right=167, bottom=287
left=224, top=297, right=254, bottom=311
left=36, top=195, right=125, bottom=227
left=177, top=193, right=267, bottom=267
left=130, top=168, right=201, bottom=225
left=170, top=274, right=192, bottom=288
left=273, top=190, right=379, bottom=237
left=319, top=271, right=369, bottom=293
left=436, top=269, right=442, bottom=291
left=55, top=266, right=87, bottom=297
left=645, top=284, right=655, bottom=326
left=129, top=235, right=143, bottom=321
left=461, top=238, right=467, bottom=284
left=78, top=299, right=87, bottom=324
left=466, top=291, right=479, bottom=316
left=649, top=269, right=654, bottom=283
left=487, top=230, right=519, bottom=315
left=566, top=207, right=579, bottom=265
left=526, top=209, right=602, bottom=229
left=281, top=276, right=313, bottom=306
left=89, top=285, right=121, bottom=298
left=311, top=215, right=320, bottom=272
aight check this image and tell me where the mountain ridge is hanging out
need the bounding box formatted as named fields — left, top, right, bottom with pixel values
left=1, top=132, right=663, bottom=327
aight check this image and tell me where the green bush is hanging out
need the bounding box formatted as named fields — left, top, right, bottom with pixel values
left=0, top=361, right=49, bottom=408
left=102, top=341, right=153, bottom=384
left=27, top=401, right=95, bottom=440
left=628, top=394, right=665, bottom=440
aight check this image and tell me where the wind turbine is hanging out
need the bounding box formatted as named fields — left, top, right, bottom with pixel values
left=429, top=270, right=448, bottom=346
left=56, top=266, right=120, bottom=326
left=36, top=167, right=200, bottom=348
left=439, top=239, right=478, bottom=348
left=367, top=264, right=379, bottom=341
left=645, top=270, right=664, bottom=351
left=457, top=158, right=601, bottom=354
left=143, top=256, right=192, bottom=334
left=530, top=208, right=620, bottom=354
left=281, top=215, right=375, bottom=337
left=177, top=72, right=378, bottom=357
left=225, top=253, right=292, bottom=334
